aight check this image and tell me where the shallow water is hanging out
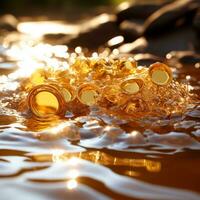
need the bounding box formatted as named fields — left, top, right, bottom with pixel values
left=0, top=21, right=200, bottom=200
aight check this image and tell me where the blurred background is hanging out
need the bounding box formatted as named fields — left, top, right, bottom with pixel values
left=0, top=0, right=165, bottom=19
left=0, top=0, right=199, bottom=63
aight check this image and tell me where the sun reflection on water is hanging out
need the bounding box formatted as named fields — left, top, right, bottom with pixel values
left=49, top=149, right=161, bottom=191
left=49, top=149, right=161, bottom=173
left=66, top=179, right=78, bottom=190
left=17, top=21, right=79, bottom=38
left=66, top=169, right=79, bottom=190
left=1, top=38, right=76, bottom=86
left=51, top=149, right=80, bottom=190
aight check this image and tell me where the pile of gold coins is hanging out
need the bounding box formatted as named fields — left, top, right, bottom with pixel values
left=23, top=57, right=190, bottom=119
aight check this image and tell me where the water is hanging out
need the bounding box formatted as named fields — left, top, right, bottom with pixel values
left=0, top=21, right=200, bottom=200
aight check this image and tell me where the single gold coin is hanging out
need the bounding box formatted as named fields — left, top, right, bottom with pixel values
left=80, top=90, right=98, bottom=106
left=123, top=82, right=140, bottom=94
left=28, top=84, right=66, bottom=118
left=77, top=84, right=100, bottom=106
left=121, top=78, right=143, bottom=94
left=151, top=70, right=169, bottom=85
left=149, top=62, right=172, bottom=86
left=34, top=91, right=59, bottom=115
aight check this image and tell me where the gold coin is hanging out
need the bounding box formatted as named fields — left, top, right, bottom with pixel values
left=80, top=89, right=98, bottom=106
left=151, top=70, right=169, bottom=85
left=77, top=84, right=100, bottom=106
left=123, top=82, right=140, bottom=94
left=121, top=78, right=143, bottom=94
left=34, top=91, right=59, bottom=115
left=28, top=84, right=66, bottom=118
left=149, top=62, right=172, bottom=86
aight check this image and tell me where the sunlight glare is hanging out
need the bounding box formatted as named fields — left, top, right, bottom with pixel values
left=18, top=21, right=79, bottom=38
left=66, top=179, right=78, bottom=190
left=68, top=169, right=79, bottom=179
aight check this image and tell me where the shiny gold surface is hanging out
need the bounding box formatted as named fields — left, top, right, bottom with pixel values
left=28, top=84, right=66, bottom=118
left=123, top=82, right=140, bottom=94
left=151, top=70, right=169, bottom=85
left=149, top=62, right=172, bottom=86
left=35, top=91, right=59, bottom=114
left=80, top=90, right=98, bottom=105
left=77, top=84, right=100, bottom=106
left=24, top=59, right=190, bottom=119
left=121, top=78, right=144, bottom=94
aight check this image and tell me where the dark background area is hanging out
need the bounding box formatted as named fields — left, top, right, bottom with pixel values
left=0, top=0, right=123, bottom=20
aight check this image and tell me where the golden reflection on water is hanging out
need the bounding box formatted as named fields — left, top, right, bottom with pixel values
left=32, top=149, right=161, bottom=173
left=30, top=149, right=160, bottom=190
left=24, top=116, right=62, bottom=131
left=51, top=150, right=79, bottom=190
